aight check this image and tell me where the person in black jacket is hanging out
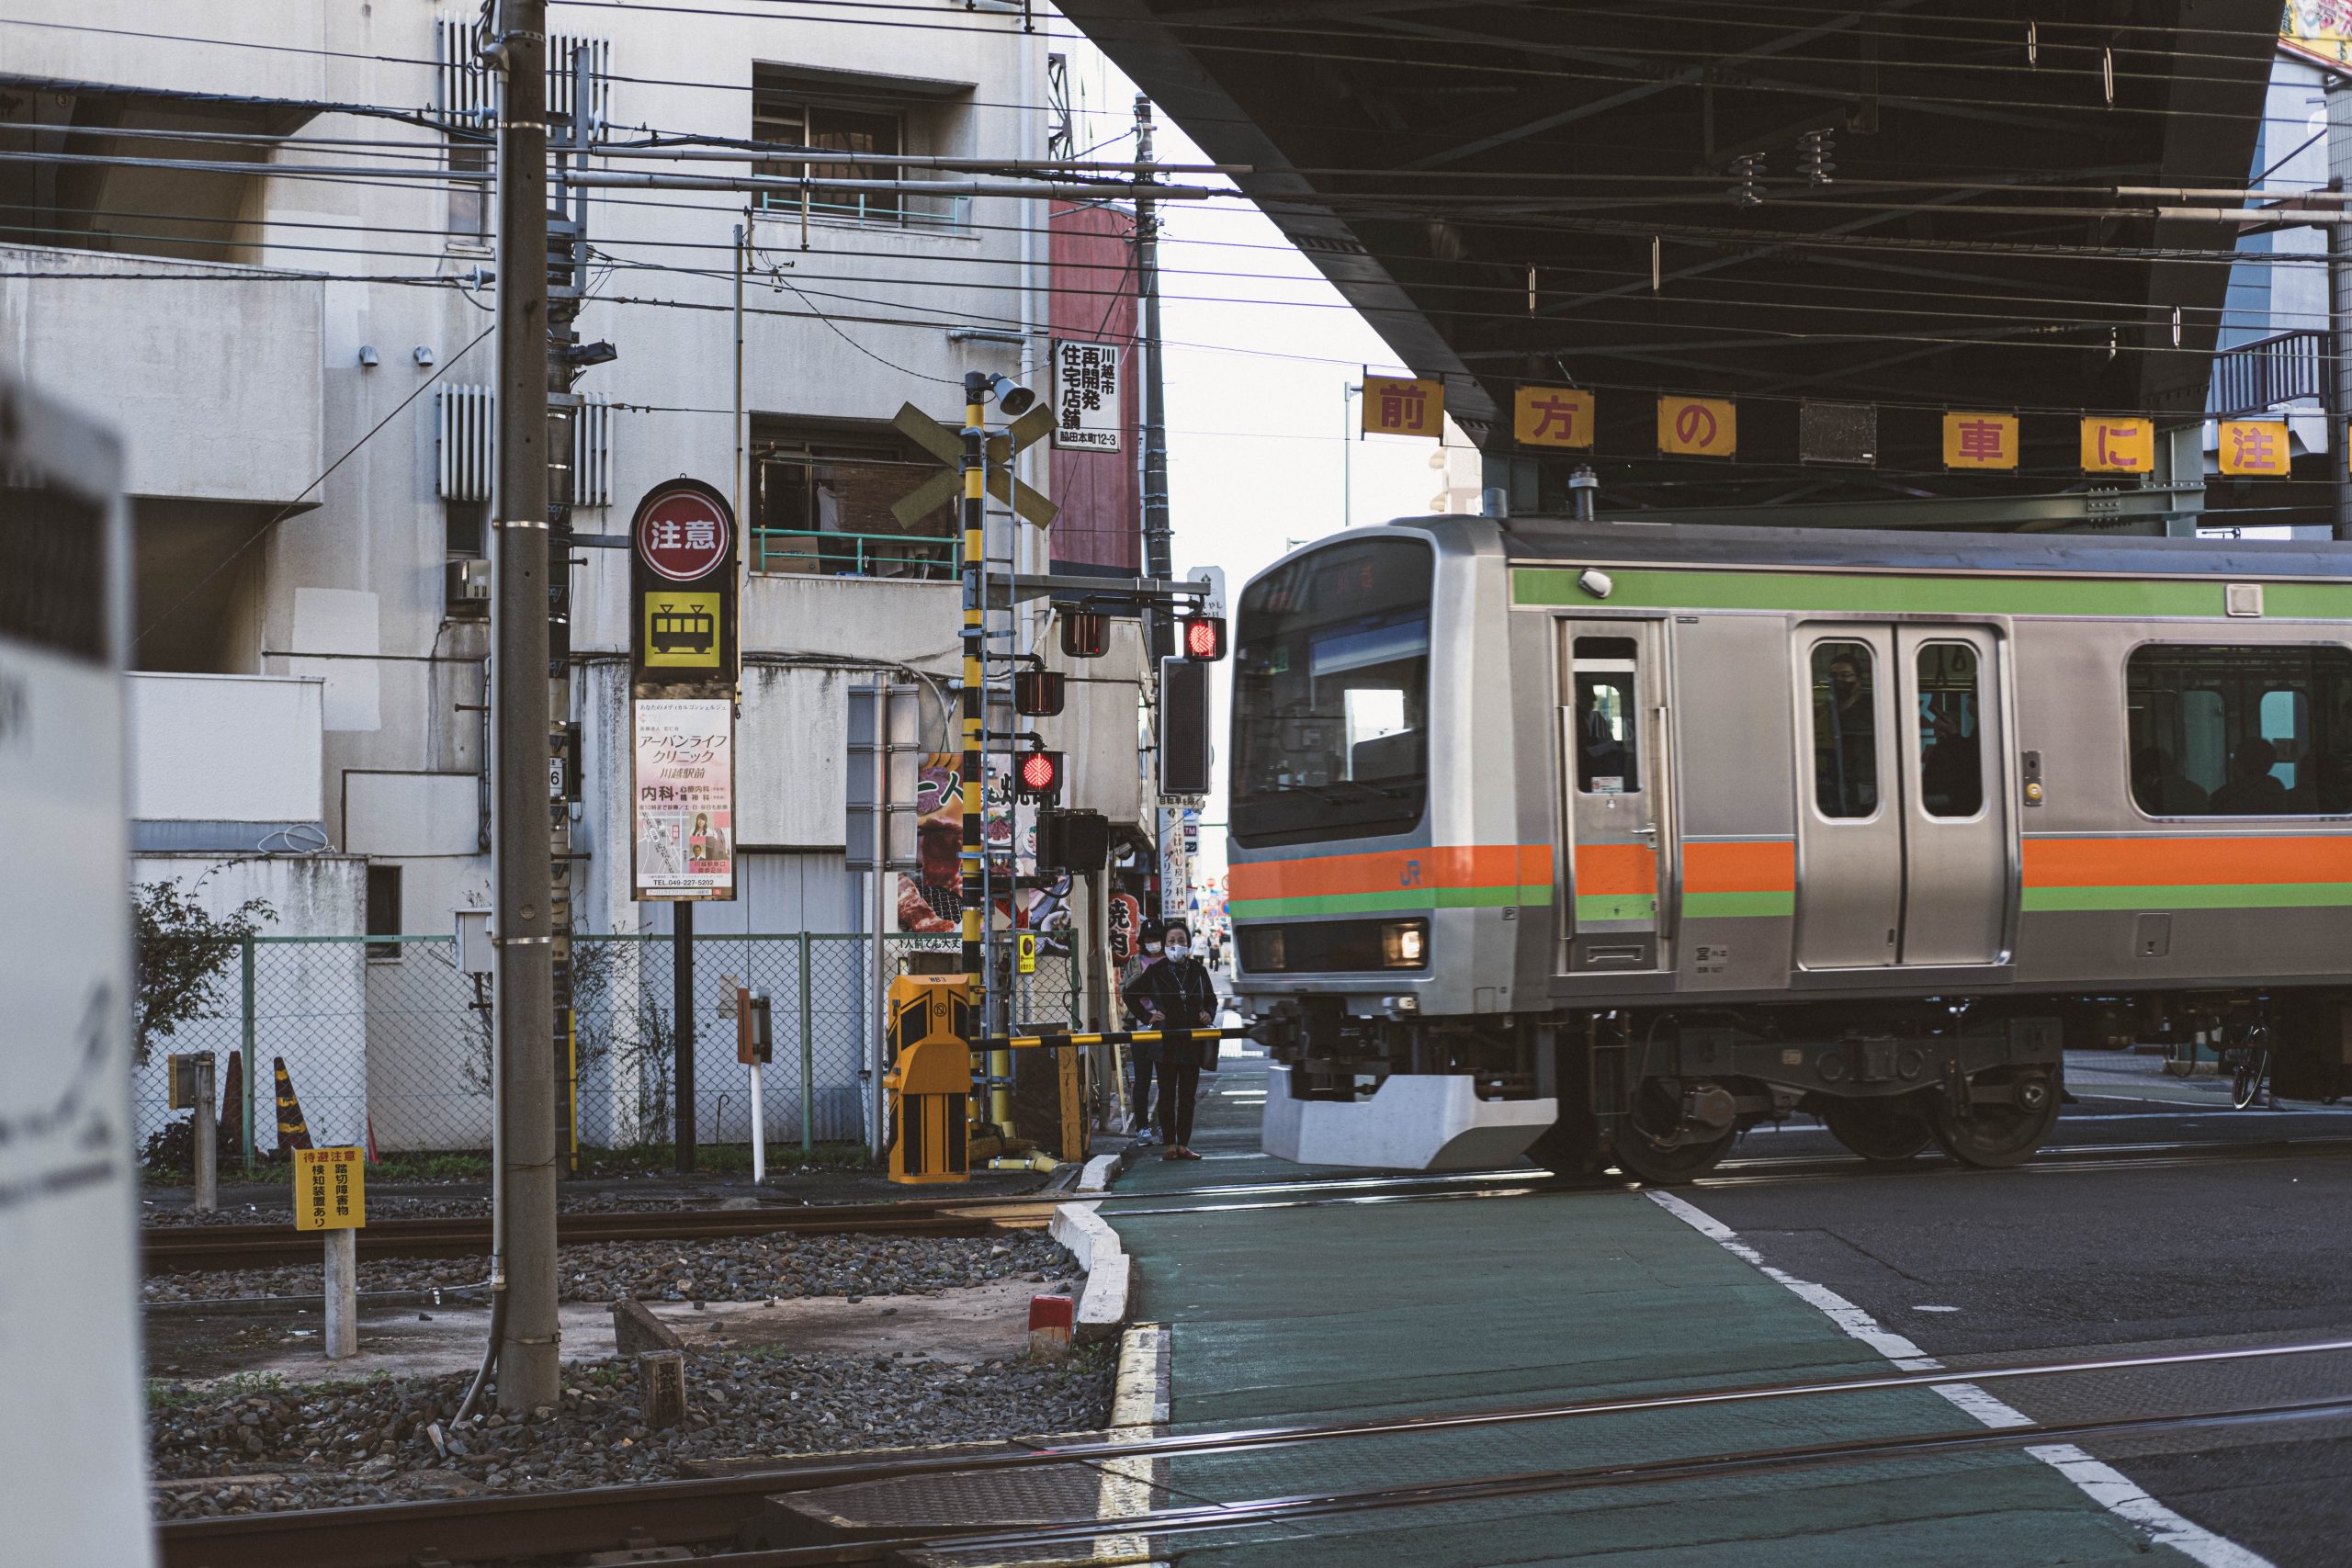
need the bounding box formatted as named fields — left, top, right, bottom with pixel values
left=1120, top=920, right=1218, bottom=1159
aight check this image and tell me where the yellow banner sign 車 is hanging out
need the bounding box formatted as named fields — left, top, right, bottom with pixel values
left=1657, top=395, right=1735, bottom=457
left=1513, top=386, right=1595, bottom=449
left=1943, top=412, right=2018, bottom=470
left=2080, top=417, right=2154, bottom=474
left=2218, top=419, right=2290, bottom=477
left=294, top=1146, right=367, bottom=1231
left=1362, top=375, right=1444, bottom=439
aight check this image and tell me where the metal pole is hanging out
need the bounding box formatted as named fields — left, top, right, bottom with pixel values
left=239, top=933, right=255, bottom=1175
left=191, top=1055, right=217, bottom=1212
left=1136, top=96, right=1172, bottom=660
left=492, top=0, right=560, bottom=1418
left=673, top=899, right=695, bottom=1170
left=2333, top=210, right=2352, bottom=542
left=797, top=931, right=814, bottom=1155
left=868, top=693, right=891, bottom=1161
left=960, top=373, right=991, bottom=1135
left=733, top=218, right=748, bottom=541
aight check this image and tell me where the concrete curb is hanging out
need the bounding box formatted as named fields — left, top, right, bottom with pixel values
left=1050, top=1201, right=1129, bottom=1344
left=1077, top=1153, right=1121, bottom=1193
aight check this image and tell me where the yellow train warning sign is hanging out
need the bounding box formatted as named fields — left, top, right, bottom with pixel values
left=293, top=1146, right=367, bottom=1231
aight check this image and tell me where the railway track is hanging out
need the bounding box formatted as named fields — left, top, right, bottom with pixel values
left=154, top=1332, right=2352, bottom=1568
left=141, top=1130, right=2352, bottom=1275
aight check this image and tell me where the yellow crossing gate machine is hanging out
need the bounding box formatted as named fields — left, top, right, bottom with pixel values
left=885, top=974, right=974, bottom=1183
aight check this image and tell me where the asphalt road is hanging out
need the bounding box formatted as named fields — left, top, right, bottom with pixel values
left=1680, top=1055, right=2352, bottom=1568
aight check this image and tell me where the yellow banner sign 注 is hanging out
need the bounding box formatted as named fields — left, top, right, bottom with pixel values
left=642, top=591, right=722, bottom=669
left=1657, top=395, right=1736, bottom=457
left=2080, top=417, right=2154, bottom=474
left=1514, top=386, right=1595, bottom=449
left=294, top=1145, right=367, bottom=1231
left=2218, top=420, right=2290, bottom=477
left=1943, top=412, right=2018, bottom=469
left=1362, top=375, right=1444, bottom=439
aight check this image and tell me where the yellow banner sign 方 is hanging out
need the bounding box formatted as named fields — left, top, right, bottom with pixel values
left=294, top=1145, right=367, bottom=1231
left=1514, top=386, right=1595, bottom=449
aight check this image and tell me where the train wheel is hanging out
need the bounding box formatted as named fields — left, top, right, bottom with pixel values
left=1928, top=1070, right=2058, bottom=1169
left=1611, top=1121, right=1735, bottom=1185
left=1822, top=1098, right=1934, bottom=1163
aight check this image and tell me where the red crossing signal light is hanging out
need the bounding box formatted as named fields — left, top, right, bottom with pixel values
left=1181, top=614, right=1227, bottom=662
left=1015, top=747, right=1064, bottom=802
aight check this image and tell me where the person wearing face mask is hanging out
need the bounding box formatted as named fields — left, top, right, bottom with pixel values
left=1121, top=920, right=1217, bottom=1159
left=1117, top=923, right=1166, bottom=1139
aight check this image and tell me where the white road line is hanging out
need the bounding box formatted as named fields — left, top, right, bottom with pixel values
left=1645, top=1189, right=2274, bottom=1568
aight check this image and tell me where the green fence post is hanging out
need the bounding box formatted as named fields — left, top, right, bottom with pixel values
left=797, top=932, right=815, bottom=1153
left=239, top=932, right=256, bottom=1175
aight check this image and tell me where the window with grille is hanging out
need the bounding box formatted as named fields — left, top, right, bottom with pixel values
left=751, top=73, right=908, bottom=224
left=751, top=429, right=954, bottom=580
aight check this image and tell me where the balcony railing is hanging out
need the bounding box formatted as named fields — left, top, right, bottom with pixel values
left=752, top=528, right=958, bottom=581
left=2211, top=329, right=2327, bottom=417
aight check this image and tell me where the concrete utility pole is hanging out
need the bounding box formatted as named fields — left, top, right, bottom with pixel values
left=492, top=0, right=560, bottom=1417
left=2329, top=75, right=2352, bottom=541
left=1135, top=96, right=1173, bottom=659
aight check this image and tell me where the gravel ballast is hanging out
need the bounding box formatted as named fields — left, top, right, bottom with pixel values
left=150, top=1342, right=1116, bottom=1518
left=144, top=1233, right=1071, bottom=1304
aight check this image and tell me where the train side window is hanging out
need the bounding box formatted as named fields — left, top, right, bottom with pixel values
left=1812, top=641, right=1878, bottom=818
left=2127, top=645, right=2352, bottom=816
left=1572, top=636, right=1639, bottom=794
left=1915, top=643, right=1984, bottom=818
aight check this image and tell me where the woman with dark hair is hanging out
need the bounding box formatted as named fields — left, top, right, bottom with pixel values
left=1117, top=923, right=1165, bottom=1137
left=1121, top=920, right=1217, bottom=1159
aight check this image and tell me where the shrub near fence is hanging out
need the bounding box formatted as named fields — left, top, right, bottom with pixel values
left=133, top=931, right=1082, bottom=1168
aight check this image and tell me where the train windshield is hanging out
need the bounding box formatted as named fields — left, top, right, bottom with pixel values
left=1232, top=537, right=1433, bottom=845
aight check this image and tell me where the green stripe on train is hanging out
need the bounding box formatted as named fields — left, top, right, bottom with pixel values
left=1513, top=567, right=2352, bottom=620
left=1230, top=885, right=1551, bottom=919
left=1682, top=890, right=1796, bottom=919
left=1573, top=894, right=1656, bottom=921
left=2021, top=883, right=2352, bottom=912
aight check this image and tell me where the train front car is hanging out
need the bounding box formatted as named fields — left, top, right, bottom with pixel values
left=1229, top=521, right=1560, bottom=1171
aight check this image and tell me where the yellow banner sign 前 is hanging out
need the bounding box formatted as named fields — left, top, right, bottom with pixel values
left=1362, top=375, right=1444, bottom=439
left=294, top=1146, right=367, bottom=1231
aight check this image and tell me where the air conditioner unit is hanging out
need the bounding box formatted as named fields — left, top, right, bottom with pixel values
left=446, top=558, right=492, bottom=616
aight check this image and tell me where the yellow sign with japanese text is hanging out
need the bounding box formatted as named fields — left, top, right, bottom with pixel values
left=2217, top=419, right=2290, bottom=477
left=1942, top=412, right=2018, bottom=470
left=1657, top=395, right=1736, bottom=457
left=1361, top=375, right=1444, bottom=439
left=1513, top=386, right=1596, bottom=449
left=2079, top=417, right=2154, bottom=474
left=293, top=1146, right=367, bottom=1231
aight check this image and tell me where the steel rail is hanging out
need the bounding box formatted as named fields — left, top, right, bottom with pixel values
left=156, top=1357, right=2352, bottom=1568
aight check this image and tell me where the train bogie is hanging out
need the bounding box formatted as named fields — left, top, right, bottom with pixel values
left=1230, top=516, right=2352, bottom=1181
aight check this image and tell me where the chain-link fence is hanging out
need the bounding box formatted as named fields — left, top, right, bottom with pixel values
left=133, top=931, right=1083, bottom=1170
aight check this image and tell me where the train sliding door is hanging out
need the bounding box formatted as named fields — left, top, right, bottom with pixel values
left=1794, top=624, right=2008, bottom=969
left=1560, top=622, right=1669, bottom=972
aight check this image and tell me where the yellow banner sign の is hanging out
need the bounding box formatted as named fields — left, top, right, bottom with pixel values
left=1657, top=395, right=1736, bottom=457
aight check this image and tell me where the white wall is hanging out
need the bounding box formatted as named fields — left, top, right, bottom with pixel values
left=127, top=671, right=323, bottom=823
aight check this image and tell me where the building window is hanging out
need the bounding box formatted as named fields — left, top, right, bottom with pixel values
left=446, top=498, right=487, bottom=559
left=447, top=137, right=492, bottom=243
left=366, top=864, right=403, bottom=961
left=751, top=428, right=955, bottom=579
left=2127, top=644, right=2352, bottom=817
left=752, top=73, right=906, bottom=224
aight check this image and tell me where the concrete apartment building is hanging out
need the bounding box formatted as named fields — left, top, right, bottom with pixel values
left=3, top=5, right=1154, bottom=1152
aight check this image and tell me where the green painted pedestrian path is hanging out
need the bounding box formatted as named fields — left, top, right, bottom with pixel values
left=1104, top=1053, right=2208, bottom=1565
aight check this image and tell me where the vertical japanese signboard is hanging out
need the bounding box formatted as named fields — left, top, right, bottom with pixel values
left=293, top=1146, right=368, bottom=1230
left=629, top=479, right=739, bottom=900
left=1052, top=339, right=1122, bottom=450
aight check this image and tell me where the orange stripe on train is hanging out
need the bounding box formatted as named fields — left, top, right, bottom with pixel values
left=1571, top=843, right=1656, bottom=896
left=2023, top=836, right=2352, bottom=887
left=1683, top=840, right=1796, bottom=894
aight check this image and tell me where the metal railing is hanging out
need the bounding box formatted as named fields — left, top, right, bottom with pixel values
left=750, top=188, right=974, bottom=235
left=133, top=931, right=1080, bottom=1170
left=2211, top=329, right=2327, bottom=417
left=752, top=527, right=959, bottom=581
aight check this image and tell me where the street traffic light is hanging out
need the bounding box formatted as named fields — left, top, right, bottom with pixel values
left=1180, top=613, right=1227, bottom=662
left=1013, top=667, right=1066, bottom=716
left=1035, top=807, right=1109, bottom=873
left=1015, top=745, right=1064, bottom=803
left=1159, top=658, right=1212, bottom=796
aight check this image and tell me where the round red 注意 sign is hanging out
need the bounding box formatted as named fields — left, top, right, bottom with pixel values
left=635, top=487, right=731, bottom=582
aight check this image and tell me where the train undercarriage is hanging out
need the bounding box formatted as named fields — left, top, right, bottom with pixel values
left=1252, top=990, right=2352, bottom=1184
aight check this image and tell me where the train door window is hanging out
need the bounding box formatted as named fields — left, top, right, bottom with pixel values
left=2127, top=645, right=2352, bottom=816
left=1812, top=641, right=1878, bottom=818
left=1572, top=637, right=1639, bottom=793
left=1915, top=642, right=1984, bottom=818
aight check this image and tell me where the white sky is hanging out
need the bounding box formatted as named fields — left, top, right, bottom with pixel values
left=1054, top=39, right=1453, bottom=886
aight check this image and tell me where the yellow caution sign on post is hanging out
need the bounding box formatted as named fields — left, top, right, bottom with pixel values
left=293, top=1145, right=366, bottom=1231
left=1017, top=931, right=1037, bottom=976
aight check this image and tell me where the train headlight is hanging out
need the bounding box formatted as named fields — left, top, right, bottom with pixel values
left=1381, top=919, right=1428, bottom=968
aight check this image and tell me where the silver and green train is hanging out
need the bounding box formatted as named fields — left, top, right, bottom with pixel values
left=1228, top=516, right=2352, bottom=1182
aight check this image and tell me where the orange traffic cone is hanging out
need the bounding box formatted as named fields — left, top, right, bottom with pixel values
left=272, top=1056, right=314, bottom=1153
